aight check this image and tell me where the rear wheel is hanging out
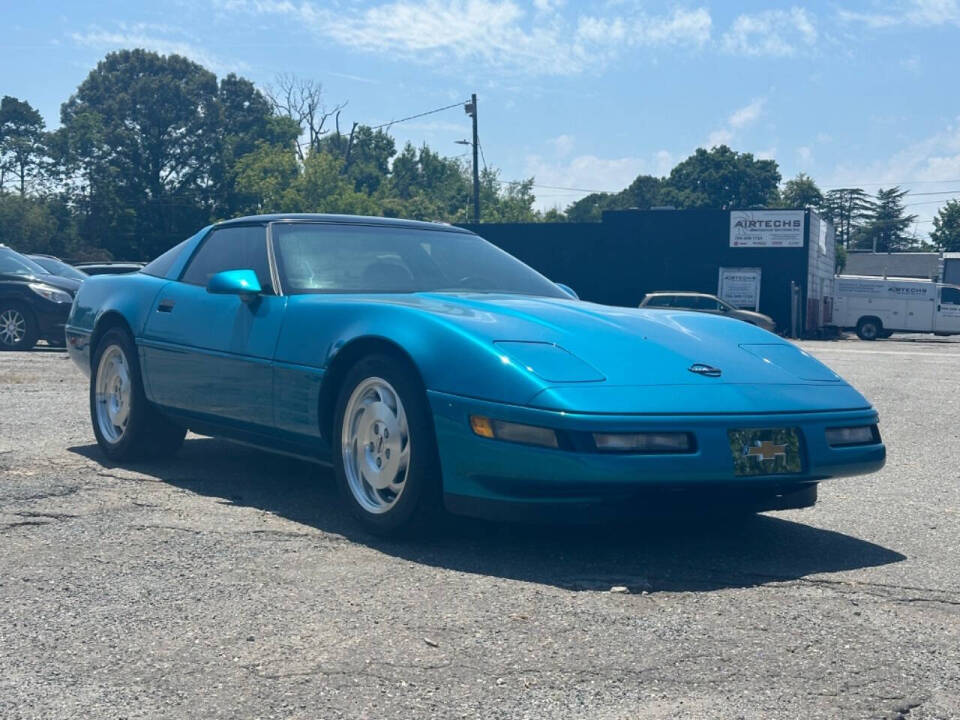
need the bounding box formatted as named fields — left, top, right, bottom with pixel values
left=856, top=317, right=882, bottom=341
left=0, top=302, right=38, bottom=351
left=90, top=328, right=185, bottom=461
left=333, top=354, right=440, bottom=536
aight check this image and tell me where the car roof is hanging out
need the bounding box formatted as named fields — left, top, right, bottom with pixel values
left=216, top=213, right=476, bottom=235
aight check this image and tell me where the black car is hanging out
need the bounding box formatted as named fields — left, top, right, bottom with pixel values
left=0, top=245, right=81, bottom=350
left=73, top=261, right=144, bottom=275
left=28, top=254, right=89, bottom=282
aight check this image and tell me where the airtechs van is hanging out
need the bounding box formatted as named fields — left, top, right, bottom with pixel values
left=832, top=275, right=960, bottom=340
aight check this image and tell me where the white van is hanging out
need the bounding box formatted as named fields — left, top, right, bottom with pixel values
left=832, top=275, right=960, bottom=340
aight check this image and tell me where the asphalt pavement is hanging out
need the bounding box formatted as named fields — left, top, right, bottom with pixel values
left=0, top=338, right=958, bottom=719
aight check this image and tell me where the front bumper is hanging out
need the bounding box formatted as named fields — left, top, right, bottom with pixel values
left=428, top=390, right=885, bottom=518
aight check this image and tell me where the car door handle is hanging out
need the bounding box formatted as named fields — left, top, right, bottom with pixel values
left=157, top=299, right=175, bottom=313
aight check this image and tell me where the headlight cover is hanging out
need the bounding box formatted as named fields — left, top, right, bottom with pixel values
left=28, top=283, right=73, bottom=303
left=493, top=341, right=604, bottom=383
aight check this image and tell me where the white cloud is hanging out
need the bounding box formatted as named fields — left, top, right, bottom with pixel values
left=722, top=8, right=817, bottom=57
left=525, top=149, right=673, bottom=211
left=830, top=117, right=960, bottom=187
left=824, top=117, right=960, bottom=236
left=707, top=98, right=766, bottom=148
left=706, top=128, right=733, bottom=147
left=218, top=0, right=711, bottom=76
left=71, top=23, right=246, bottom=75
left=549, top=134, right=575, bottom=157
left=838, top=0, right=960, bottom=28
left=728, top=98, right=765, bottom=129
left=797, top=146, right=813, bottom=164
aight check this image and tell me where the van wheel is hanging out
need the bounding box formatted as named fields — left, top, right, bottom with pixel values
left=856, top=318, right=881, bottom=341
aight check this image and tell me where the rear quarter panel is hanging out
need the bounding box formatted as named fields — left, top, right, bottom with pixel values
left=66, top=273, right=170, bottom=375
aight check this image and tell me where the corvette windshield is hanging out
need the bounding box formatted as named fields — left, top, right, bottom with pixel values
left=272, top=223, right=567, bottom=298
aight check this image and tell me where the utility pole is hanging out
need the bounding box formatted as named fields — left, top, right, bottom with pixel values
left=465, top=93, right=479, bottom=223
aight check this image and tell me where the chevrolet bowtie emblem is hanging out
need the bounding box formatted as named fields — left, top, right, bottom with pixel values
left=746, top=441, right=787, bottom=462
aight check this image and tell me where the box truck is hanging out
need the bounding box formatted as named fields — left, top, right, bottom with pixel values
left=832, top=275, right=960, bottom=340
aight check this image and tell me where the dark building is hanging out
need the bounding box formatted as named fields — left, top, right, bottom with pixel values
left=462, top=208, right=836, bottom=336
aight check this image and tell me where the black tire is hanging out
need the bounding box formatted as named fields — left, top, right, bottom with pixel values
left=0, top=302, right=39, bottom=351
left=878, top=330, right=894, bottom=339
left=90, top=327, right=186, bottom=461
left=332, top=354, right=441, bottom=536
left=856, top=317, right=881, bottom=341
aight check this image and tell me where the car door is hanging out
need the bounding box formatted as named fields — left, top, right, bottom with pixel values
left=140, top=224, right=285, bottom=430
left=934, top=286, right=960, bottom=334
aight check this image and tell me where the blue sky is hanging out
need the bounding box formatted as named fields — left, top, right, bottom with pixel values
left=4, top=0, right=960, bottom=234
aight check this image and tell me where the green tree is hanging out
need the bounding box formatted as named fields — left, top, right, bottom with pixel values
left=0, top=96, right=47, bottom=195
left=663, top=145, right=780, bottom=209
left=0, top=194, right=80, bottom=256
left=320, top=124, right=396, bottom=195
left=780, top=172, right=823, bottom=209
left=855, top=186, right=918, bottom=252
left=479, top=170, right=537, bottom=223
left=821, top=188, right=873, bottom=249
left=930, top=199, right=960, bottom=251
left=213, top=74, right=300, bottom=218
left=232, top=141, right=301, bottom=214
left=59, top=50, right=221, bottom=258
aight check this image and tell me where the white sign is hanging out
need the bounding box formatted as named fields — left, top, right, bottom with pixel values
left=718, top=267, right=762, bottom=311
left=730, top=210, right=804, bottom=248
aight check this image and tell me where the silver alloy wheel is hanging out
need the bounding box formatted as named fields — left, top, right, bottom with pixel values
left=0, top=309, right=26, bottom=346
left=95, top=345, right=132, bottom=444
left=341, top=376, right=411, bottom=514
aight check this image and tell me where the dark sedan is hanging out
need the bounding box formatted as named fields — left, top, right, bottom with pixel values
left=29, top=254, right=89, bottom=282
left=0, top=245, right=80, bottom=350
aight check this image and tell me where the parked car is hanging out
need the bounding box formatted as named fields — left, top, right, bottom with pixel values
left=832, top=275, right=960, bottom=340
left=0, top=245, right=81, bottom=350
left=28, top=254, right=89, bottom=282
left=66, top=214, right=884, bottom=534
left=73, top=261, right=145, bottom=275
left=639, top=291, right=777, bottom=332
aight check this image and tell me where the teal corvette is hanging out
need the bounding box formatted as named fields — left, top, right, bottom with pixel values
left=66, top=214, right=885, bottom=534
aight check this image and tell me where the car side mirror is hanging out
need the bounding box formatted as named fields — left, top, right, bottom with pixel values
left=207, top=269, right=262, bottom=301
left=555, top=283, right=579, bottom=300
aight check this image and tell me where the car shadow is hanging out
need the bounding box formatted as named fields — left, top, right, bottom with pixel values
left=69, top=438, right=905, bottom=593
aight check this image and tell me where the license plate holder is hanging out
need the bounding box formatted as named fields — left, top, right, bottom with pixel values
left=728, top=428, right=803, bottom=476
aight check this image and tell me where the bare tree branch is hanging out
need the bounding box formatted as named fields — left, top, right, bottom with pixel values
left=264, top=73, right=347, bottom=161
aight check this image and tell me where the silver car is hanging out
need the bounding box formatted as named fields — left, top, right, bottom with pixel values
left=639, top=292, right=776, bottom=332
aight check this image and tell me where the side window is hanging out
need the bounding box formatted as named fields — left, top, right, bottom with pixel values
left=645, top=296, right=672, bottom=308
left=143, top=238, right=189, bottom=278
left=180, top=226, right=272, bottom=293
left=942, top=287, right=960, bottom=305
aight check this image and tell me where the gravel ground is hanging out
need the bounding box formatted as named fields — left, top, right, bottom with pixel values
left=0, top=338, right=958, bottom=719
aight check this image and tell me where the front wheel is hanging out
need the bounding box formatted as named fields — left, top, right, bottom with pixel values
left=333, top=355, right=440, bottom=536
left=0, top=303, right=38, bottom=351
left=90, top=328, right=186, bottom=461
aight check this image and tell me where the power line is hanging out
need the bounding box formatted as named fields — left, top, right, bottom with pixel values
left=367, top=100, right=469, bottom=131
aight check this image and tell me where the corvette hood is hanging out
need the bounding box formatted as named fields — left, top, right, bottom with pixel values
left=414, top=293, right=839, bottom=386
left=404, top=293, right=870, bottom=413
